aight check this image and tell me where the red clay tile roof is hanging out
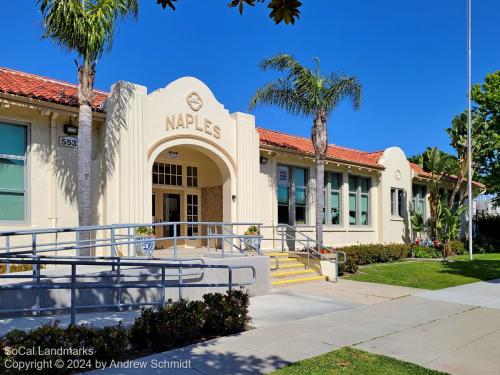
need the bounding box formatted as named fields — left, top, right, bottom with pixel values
left=410, top=162, right=432, bottom=178
left=361, top=150, right=385, bottom=163
left=410, top=162, right=485, bottom=188
left=257, top=127, right=384, bottom=169
left=0, top=67, right=107, bottom=112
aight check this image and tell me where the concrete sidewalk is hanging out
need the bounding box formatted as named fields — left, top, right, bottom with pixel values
left=0, top=279, right=415, bottom=335
left=85, top=283, right=500, bottom=374
left=417, top=278, right=500, bottom=309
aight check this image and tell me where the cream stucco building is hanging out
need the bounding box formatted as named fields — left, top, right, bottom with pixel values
left=0, top=67, right=480, bottom=249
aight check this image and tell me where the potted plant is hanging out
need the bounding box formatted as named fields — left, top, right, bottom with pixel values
left=135, top=226, right=155, bottom=257
left=243, top=226, right=260, bottom=252
left=319, top=247, right=332, bottom=255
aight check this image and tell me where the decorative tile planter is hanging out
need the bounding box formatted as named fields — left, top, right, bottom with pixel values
left=135, top=237, right=156, bottom=257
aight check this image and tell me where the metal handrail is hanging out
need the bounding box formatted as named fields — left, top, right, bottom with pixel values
left=0, top=221, right=264, bottom=266
left=261, top=224, right=347, bottom=282
left=220, top=226, right=263, bottom=255
left=0, top=255, right=256, bottom=324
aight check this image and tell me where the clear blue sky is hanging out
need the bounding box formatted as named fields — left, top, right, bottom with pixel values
left=2, top=1, right=499, bottom=157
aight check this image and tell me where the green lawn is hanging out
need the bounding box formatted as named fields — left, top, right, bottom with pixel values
left=346, top=253, right=500, bottom=290
left=271, top=347, right=445, bottom=375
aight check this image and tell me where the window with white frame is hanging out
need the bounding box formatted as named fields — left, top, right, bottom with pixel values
left=411, top=185, right=426, bottom=216
left=349, top=175, right=371, bottom=226
left=0, top=122, right=27, bottom=222
left=324, top=172, right=342, bottom=225
left=187, top=166, right=198, bottom=187
left=391, top=188, right=406, bottom=218
left=152, top=162, right=182, bottom=186
left=186, top=194, right=199, bottom=236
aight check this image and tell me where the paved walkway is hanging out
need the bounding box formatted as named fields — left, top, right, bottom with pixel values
left=4, top=279, right=500, bottom=374
left=80, top=280, right=500, bottom=375
left=85, top=295, right=500, bottom=374
left=417, top=278, right=500, bottom=309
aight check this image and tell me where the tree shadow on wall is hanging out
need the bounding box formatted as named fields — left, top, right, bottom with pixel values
left=32, top=81, right=135, bottom=221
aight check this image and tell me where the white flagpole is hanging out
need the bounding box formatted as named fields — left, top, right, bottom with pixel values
left=467, top=0, right=473, bottom=261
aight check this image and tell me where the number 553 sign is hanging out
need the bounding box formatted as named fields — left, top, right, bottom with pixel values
left=59, top=136, right=78, bottom=149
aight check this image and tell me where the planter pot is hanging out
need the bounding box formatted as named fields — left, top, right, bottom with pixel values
left=135, top=236, right=155, bottom=257
left=244, top=236, right=260, bottom=252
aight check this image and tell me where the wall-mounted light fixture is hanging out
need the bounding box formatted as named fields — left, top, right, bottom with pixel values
left=168, top=151, right=179, bottom=159
left=260, top=156, right=269, bottom=165
left=232, top=195, right=237, bottom=202
left=63, top=124, right=78, bottom=136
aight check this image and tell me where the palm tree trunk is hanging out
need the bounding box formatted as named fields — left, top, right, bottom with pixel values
left=312, top=109, right=328, bottom=248
left=315, top=157, right=325, bottom=248
left=77, top=61, right=96, bottom=256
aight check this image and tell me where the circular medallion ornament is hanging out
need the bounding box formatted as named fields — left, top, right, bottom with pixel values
left=395, top=170, right=401, bottom=181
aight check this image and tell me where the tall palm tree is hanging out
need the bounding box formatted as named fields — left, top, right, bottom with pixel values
left=249, top=54, right=361, bottom=246
left=39, top=0, right=138, bottom=251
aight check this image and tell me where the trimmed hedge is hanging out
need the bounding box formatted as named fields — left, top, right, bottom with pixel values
left=0, top=289, right=250, bottom=374
left=338, top=243, right=410, bottom=275
left=337, top=242, right=466, bottom=275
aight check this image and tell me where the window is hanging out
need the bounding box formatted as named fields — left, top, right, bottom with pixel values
left=186, top=194, right=199, bottom=236
left=349, top=176, right=371, bottom=226
left=152, top=162, right=182, bottom=186
left=0, top=122, right=27, bottom=222
left=412, top=185, right=426, bottom=216
left=187, top=166, right=198, bottom=187
left=391, top=188, right=406, bottom=218
left=324, top=172, right=342, bottom=225
left=277, top=166, right=290, bottom=224
left=277, top=165, right=308, bottom=225
left=294, top=167, right=307, bottom=224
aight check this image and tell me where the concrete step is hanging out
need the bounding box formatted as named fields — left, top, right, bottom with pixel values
left=273, top=262, right=306, bottom=270
left=271, top=275, right=326, bottom=286
left=264, top=252, right=290, bottom=257
left=272, top=257, right=299, bottom=264
left=271, top=269, right=317, bottom=278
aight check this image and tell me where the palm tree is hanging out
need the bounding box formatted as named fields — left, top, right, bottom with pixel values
left=249, top=54, right=361, bottom=247
left=39, top=0, right=138, bottom=252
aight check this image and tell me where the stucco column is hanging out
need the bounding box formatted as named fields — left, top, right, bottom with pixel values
left=49, top=112, right=59, bottom=228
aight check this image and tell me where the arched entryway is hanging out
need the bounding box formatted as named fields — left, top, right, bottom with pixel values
left=147, top=136, right=236, bottom=249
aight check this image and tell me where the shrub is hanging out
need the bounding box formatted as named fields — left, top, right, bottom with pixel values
left=338, top=243, right=410, bottom=275
left=203, top=289, right=251, bottom=336
left=1, top=290, right=251, bottom=374
left=475, top=214, right=500, bottom=252
left=130, top=299, right=205, bottom=350
left=1, top=322, right=130, bottom=374
left=411, top=245, right=441, bottom=259
left=448, top=240, right=465, bottom=255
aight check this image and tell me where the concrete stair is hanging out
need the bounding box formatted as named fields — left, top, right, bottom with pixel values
left=265, top=252, right=326, bottom=286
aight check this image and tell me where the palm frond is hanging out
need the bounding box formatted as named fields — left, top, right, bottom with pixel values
left=323, top=74, right=362, bottom=112
left=39, top=0, right=138, bottom=62
left=249, top=78, right=312, bottom=116
left=259, top=54, right=309, bottom=83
